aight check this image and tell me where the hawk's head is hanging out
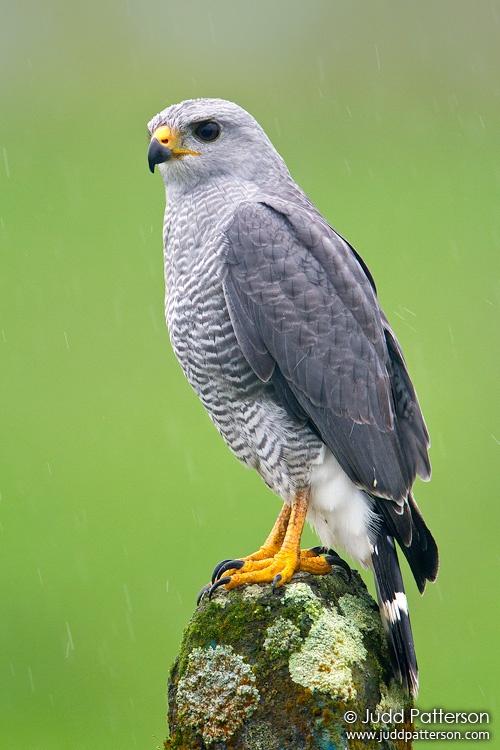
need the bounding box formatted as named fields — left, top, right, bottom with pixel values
left=147, top=98, right=288, bottom=189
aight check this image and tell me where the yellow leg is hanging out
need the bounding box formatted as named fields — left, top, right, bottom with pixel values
left=241, top=502, right=291, bottom=562
left=220, top=489, right=334, bottom=591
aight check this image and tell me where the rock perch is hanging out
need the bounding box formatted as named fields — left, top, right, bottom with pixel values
left=163, top=571, right=415, bottom=749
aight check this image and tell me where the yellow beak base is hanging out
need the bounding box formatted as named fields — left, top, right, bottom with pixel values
left=148, top=126, right=201, bottom=172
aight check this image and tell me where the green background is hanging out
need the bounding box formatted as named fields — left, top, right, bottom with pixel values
left=1, top=1, right=498, bottom=747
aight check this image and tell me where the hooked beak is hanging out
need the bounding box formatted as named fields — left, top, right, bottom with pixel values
left=148, top=125, right=200, bottom=173
left=148, top=138, right=172, bottom=173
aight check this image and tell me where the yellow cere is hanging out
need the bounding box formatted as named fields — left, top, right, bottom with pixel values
left=151, top=125, right=201, bottom=158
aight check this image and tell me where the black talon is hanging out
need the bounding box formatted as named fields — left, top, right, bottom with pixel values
left=214, top=559, right=245, bottom=581
left=325, top=554, right=352, bottom=581
left=208, top=576, right=231, bottom=599
left=211, top=559, right=233, bottom=584
left=309, top=545, right=329, bottom=555
left=308, top=545, right=340, bottom=557
left=272, top=573, right=282, bottom=593
left=196, top=583, right=211, bottom=606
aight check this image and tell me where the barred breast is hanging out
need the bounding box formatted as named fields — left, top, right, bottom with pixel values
left=162, top=180, right=324, bottom=501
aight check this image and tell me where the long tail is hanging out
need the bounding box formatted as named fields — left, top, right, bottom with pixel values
left=371, top=525, right=419, bottom=697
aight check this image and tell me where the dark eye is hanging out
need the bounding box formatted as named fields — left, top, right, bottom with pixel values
left=193, top=120, right=221, bottom=142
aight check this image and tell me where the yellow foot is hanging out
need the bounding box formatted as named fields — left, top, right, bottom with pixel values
left=197, top=490, right=351, bottom=603
left=234, top=547, right=337, bottom=588
left=205, top=546, right=349, bottom=597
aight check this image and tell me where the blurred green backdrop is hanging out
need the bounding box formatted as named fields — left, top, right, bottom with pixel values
left=1, top=1, right=499, bottom=748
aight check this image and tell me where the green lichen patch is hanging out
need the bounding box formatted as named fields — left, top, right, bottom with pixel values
left=263, top=616, right=302, bottom=657
left=175, top=644, right=260, bottom=745
left=376, top=678, right=410, bottom=716
left=281, top=581, right=323, bottom=619
left=338, top=592, right=380, bottom=633
left=241, top=583, right=269, bottom=601
left=288, top=604, right=367, bottom=701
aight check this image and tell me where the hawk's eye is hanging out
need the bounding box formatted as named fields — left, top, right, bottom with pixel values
left=193, top=120, right=221, bottom=142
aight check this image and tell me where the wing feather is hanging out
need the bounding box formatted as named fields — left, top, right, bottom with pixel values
left=222, top=199, right=430, bottom=502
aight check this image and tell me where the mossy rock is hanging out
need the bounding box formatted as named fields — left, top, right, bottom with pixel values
left=164, top=571, right=413, bottom=749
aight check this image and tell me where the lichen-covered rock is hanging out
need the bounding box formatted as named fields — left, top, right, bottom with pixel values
left=263, top=616, right=302, bottom=658
left=288, top=601, right=366, bottom=701
left=176, top=645, right=259, bottom=745
left=164, top=571, right=413, bottom=749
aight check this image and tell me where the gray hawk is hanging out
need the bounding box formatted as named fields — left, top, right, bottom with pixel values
left=147, top=98, right=438, bottom=696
